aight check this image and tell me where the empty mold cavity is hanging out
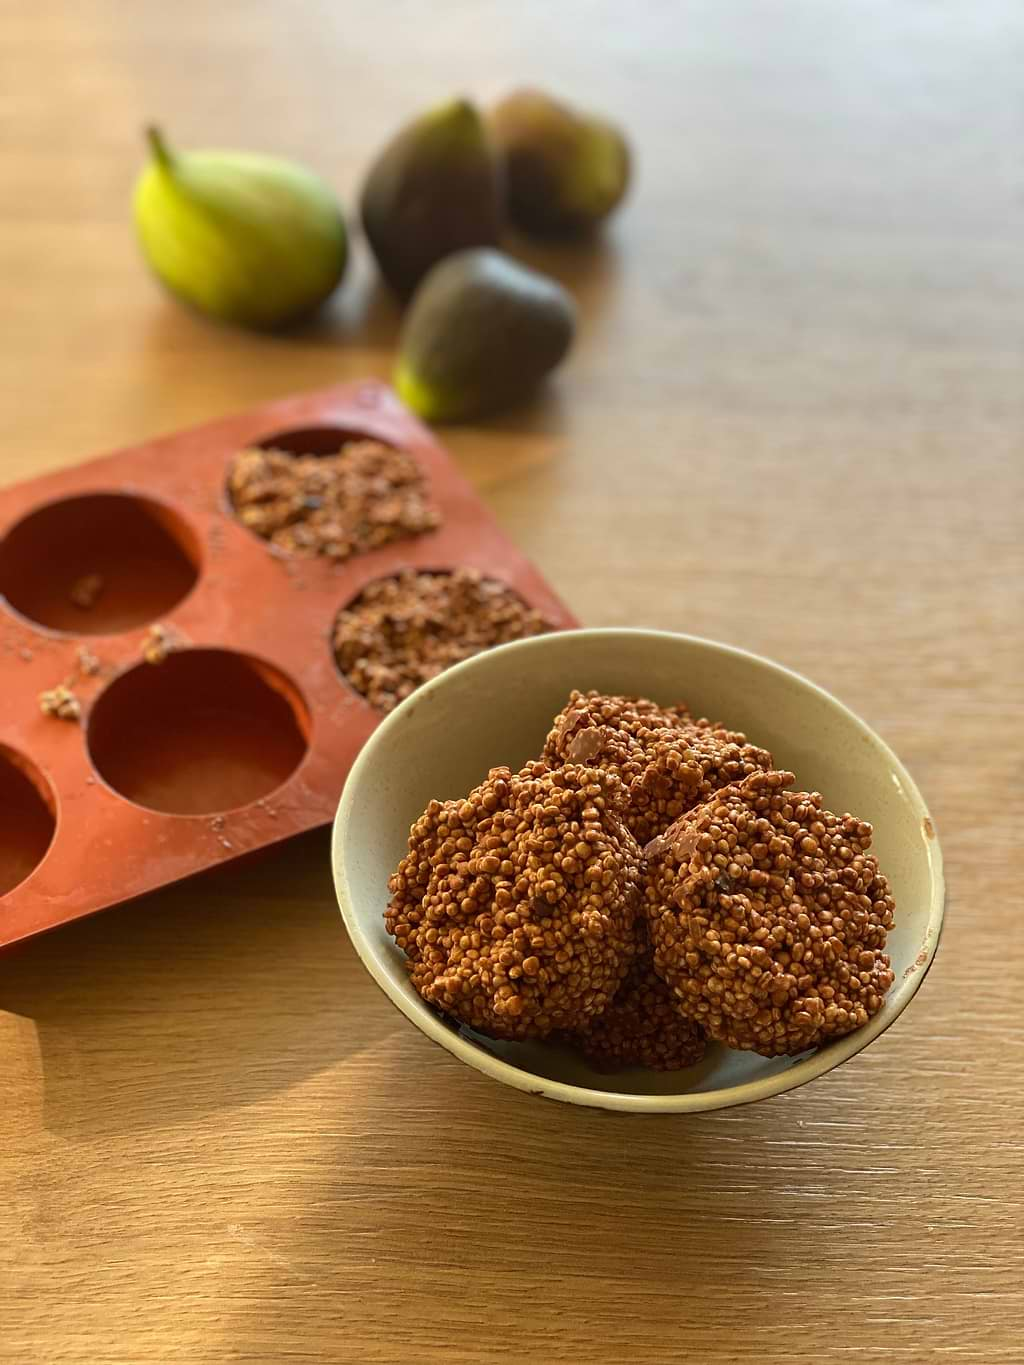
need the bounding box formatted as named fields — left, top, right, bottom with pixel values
left=0, top=492, right=200, bottom=635
left=226, top=426, right=439, bottom=561
left=86, top=648, right=310, bottom=816
left=0, top=745, right=56, bottom=897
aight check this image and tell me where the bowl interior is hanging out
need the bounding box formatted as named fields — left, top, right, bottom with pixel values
left=333, top=629, right=943, bottom=1111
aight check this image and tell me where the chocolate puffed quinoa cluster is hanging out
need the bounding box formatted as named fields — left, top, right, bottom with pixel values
left=386, top=762, right=642, bottom=1040
left=568, top=934, right=707, bottom=1072
left=645, top=769, right=896, bottom=1056
left=543, top=690, right=774, bottom=844
left=228, top=439, right=439, bottom=561
left=386, top=691, right=896, bottom=1070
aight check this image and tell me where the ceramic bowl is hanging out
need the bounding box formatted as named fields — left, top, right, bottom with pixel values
left=332, top=629, right=944, bottom=1113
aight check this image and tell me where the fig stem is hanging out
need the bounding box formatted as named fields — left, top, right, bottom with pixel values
left=145, top=125, right=174, bottom=171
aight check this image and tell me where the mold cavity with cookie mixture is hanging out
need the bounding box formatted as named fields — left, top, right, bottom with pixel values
left=225, top=426, right=439, bottom=562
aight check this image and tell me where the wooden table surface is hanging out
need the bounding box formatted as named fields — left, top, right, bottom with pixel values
left=2, top=3, right=1022, bottom=1361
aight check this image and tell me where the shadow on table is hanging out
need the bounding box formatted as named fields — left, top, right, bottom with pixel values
left=288, top=266, right=403, bottom=350
left=0, top=830, right=389, bottom=1138
left=306, top=228, right=625, bottom=348
left=135, top=247, right=403, bottom=357
left=226, top=1048, right=819, bottom=1354
left=254, top=226, right=624, bottom=361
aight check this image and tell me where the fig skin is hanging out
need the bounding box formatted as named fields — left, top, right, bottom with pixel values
left=490, top=89, right=630, bottom=236
left=360, top=98, right=503, bottom=298
left=395, top=247, right=576, bottom=422
left=134, top=126, right=347, bottom=329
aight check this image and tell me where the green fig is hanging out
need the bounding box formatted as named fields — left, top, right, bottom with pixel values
left=134, top=126, right=347, bottom=328
left=395, top=248, right=575, bottom=422
left=489, top=89, right=630, bottom=236
left=360, top=98, right=502, bottom=298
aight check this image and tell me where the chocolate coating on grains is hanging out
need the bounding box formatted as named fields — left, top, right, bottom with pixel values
left=568, top=938, right=706, bottom=1072
left=645, top=769, right=896, bottom=1057
left=628, top=722, right=775, bottom=845
left=386, top=761, right=642, bottom=1040
left=228, top=440, right=439, bottom=560
left=543, top=690, right=694, bottom=777
left=543, top=691, right=774, bottom=843
left=333, top=568, right=551, bottom=714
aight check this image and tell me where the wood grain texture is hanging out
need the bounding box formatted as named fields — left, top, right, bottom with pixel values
left=2, top=2, right=1022, bottom=1361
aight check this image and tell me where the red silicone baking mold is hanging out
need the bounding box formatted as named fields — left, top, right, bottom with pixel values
left=0, top=381, right=577, bottom=947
